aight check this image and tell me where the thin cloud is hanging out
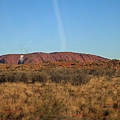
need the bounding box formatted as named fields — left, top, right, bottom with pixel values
left=53, top=0, right=66, bottom=51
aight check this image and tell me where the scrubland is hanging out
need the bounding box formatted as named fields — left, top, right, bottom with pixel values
left=0, top=60, right=120, bottom=120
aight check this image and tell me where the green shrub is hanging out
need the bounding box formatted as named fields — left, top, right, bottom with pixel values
left=0, top=71, right=49, bottom=83
left=0, top=67, right=117, bottom=84
left=31, top=71, right=48, bottom=83
left=115, top=69, right=120, bottom=77
left=70, top=72, right=90, bottom=85
left=85, top=67, right=116, bottom=77
left=49, top=68, right=71, bottom=83
left=48, top=68, right=90, bottom=85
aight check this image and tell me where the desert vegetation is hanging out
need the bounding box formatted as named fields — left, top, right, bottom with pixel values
left=0, top=60, right=120, bottom=120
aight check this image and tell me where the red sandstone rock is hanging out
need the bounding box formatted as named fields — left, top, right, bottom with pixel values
left=0, top=52, right=108, bottom=64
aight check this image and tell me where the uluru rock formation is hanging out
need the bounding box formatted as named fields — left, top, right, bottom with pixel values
left=0, top=52, right=108, bottom=64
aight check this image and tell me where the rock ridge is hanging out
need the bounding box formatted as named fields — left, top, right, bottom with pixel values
left=0, top=52, right=108, bottom=64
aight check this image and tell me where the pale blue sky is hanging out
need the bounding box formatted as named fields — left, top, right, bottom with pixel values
left=0, top=0, right=120, bottom=59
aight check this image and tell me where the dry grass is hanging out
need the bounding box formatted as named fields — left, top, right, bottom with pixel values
left=0, top=76, right=120, bottom=120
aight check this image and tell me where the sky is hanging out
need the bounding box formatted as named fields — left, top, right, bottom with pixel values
left=0, top=0, right=120, bottom=59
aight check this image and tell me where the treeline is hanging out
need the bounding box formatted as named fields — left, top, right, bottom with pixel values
left=0, top=67, right=120, bottom=85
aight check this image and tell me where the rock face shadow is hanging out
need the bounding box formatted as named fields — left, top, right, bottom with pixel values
left=18, top=58, right=28, bottom=64
left=0, top=58, right=5, bottom=64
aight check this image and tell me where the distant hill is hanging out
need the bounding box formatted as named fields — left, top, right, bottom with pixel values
left=0, top=52, right=108, bottom=64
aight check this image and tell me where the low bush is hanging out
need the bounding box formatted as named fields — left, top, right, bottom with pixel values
left=48, top=68, right=91, bottom=85
left=0, top=71, right=49, bottom=83
left=0, top=67, right=119, bottom=85
left=83, top=67, right=116, bottom=77
left=115, top=69, right=120, bottom=77
left=31, top=71, right=48, bottom=83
